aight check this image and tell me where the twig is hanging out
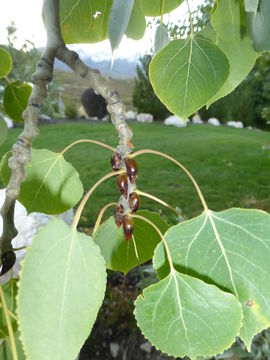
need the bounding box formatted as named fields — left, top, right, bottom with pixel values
left=0, top=0, right=64, bottom=257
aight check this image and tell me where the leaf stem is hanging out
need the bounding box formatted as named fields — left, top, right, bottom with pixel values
left=136, top=189, right=179, bottom=215
left=72, top=171, right=123, bottom=229
left=4, top=76, right=10, bottom=84
left=0, top=284, right=18, bottom=360
left=130, top=214, right=174, bottom=272
left=186, top=0, right=194, bottom=37
left=132, top=235, right=146, bottom=289
left=60, top=139, right=116, bottom=155
left=130, top=149, right=208, bottom=212
left=160, top=0, right=165, bottom=24
left=93, top=202, right=118, bottom=235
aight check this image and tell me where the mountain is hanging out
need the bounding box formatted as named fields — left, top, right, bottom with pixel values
left=54, top=46, right=139, bottom=79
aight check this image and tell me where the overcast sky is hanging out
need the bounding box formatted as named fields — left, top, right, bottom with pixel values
left=0, top=0, right=204, bottom=59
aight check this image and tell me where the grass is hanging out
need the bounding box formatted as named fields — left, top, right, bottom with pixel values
left=1, top=122, right=270, bottom=228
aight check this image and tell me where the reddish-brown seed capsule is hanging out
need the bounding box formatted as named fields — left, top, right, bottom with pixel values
left=114, top=203, right=124, bottom=228
left=129, top=192, right=140, bottom=212
left=125, top=158, right=137, bottom=184
left=123, top=215, right=134, bottom=241
left=0, top=251, right=16, bottom=276
left=111, top=152, right=122, bottom=171
left=117, top=174, right=129, bottom=199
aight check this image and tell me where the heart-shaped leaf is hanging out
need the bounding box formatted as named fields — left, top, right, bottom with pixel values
left=198, top=28, right=257, bottom=106
left=17, top=219, right=107, bottom=360
left=94, top=210, right=169, bottom=274
left=150, top=36, right=230, bottom=119
left=3, top=81, right=32, bottom=122
left=0, top=48, right=12, bottom=78
left=135, top=270, right=242, bottom=359
left=0, top=149, right=83, bottom=214
left=60, top=0, right=113, bottom=44
left=154, top=208, right=270, bottom=348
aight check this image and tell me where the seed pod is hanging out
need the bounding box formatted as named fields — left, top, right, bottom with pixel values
left=0, top=251, right=16, bottom=276
left=129, top=192, right=140, bottom=212
left=111, top=153, right=122, bottom=171
left=117, top=174, right=129, bottom=199
left=123, top=215, right=134, bottom=241
left=125, top=158, right=137, bottom=184
left=114, top=203, right=124, bottom=228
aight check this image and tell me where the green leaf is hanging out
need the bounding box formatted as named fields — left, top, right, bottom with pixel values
left=154, top=24, right=170, bottom=54
left=245, top=0, right=259, bottom=12
left=149, top=36, right=229, bottom=119
left=246, top=0, right=270, bottom=52
left=199, top=17, right=257, bottom=106
left=3, top=81, right=32, bottom=122
left=108, top=0, right=134, bottom=51
left=17, top=219, right=107, bottom=360
left=0, top=149, right=83, bottom=214
left=211, top=0, right=242, bottom=41
left=135, top=270, right=242, bottom=359
left=154, top=208, right=270, bottom=348
left=60, top=0, right=113, bottom=44
left=141, top=0, right=183, bottom=16
left=0, top=116, right=8, bottom=146
left=207, top=0, right=258, bottom=105
left=0, top=331, right=26, bottom=360
left=94, top=210, right=169, bottom=274
left=0, top=281, right=18, bottom=339
left=126, top=0, right=146, bottom=40
left=0, top=48, right=12, bottom=78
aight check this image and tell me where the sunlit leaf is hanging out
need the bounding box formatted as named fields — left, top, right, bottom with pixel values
left=141, top=0, right=183, bottom=16
left=0, top=48, right=12, bottom=78
left=150, top=36, right=229, bottom=119
left=126, top=0, right=146, bottom=40
left=108, top=0, right=134, bottom=52
left=0, top=149, right=83, bottom=214
left=18, top=219, right=107, bottom=360
left=94, top=210, right=169, bottom=274
left=245, top=0, right=259, bottom=12
left=154, top=208, right=270, bottom=348
left=60, top=0, right=113, bottom=44
left=3, top=81, right=32, bottom=122
left=135, top=270, right=242, bottom=359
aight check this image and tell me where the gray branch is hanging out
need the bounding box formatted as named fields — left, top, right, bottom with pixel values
left=56, top=46, right=135, bottom=213
left=0, top=0, right=64, bottom=255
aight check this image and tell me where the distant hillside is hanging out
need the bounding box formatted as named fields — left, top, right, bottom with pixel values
left=54, top=50, right=139, bottom=79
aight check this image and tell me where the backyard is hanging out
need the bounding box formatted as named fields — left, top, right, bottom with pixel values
left=1, top=122, right=269, bottom=228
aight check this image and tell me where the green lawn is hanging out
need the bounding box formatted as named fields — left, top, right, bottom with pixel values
left=1, top=122, right=270, bottom=227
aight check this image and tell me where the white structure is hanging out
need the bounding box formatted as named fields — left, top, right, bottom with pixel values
left=164, top=115, right=187, bottom=127
left=227, top=121, right=244, bottom=128
left=137, top=113, right=153, bottom=123
left=3, top=115, right=13, bottom=129
left=208, top=117, right=221, bottom=126
left=0, top=189, right=74, bottom=283
left=125, top=110, right=137, bottom=121
left=192, top=113, right=203, bottom=124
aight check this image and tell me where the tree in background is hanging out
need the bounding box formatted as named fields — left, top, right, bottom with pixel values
left=132, top=54, right=171, bottom=120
